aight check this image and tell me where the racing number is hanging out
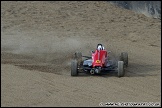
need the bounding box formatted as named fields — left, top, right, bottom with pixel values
left=96, top=60, right=100, bottom=63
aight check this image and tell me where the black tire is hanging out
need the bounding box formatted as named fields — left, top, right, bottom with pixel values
left=120, top=52, right=128, bottom=67
left=74, top=52, right=82, bottom=65
left=71, top=59, right=78, bottom=76
left=118, top=61, right=125, bottom=77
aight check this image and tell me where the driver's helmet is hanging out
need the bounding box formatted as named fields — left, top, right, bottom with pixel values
left=97, top=44, right=105, bottom=50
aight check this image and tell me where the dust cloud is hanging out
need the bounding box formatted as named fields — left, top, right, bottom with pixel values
left=1, top=30, right=84, bottom=63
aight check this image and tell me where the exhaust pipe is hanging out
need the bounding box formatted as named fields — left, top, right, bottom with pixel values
left=90, top=69, right=95, bottom=75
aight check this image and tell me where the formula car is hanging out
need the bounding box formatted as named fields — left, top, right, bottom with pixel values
left=71, top=44, right=128, bottom=77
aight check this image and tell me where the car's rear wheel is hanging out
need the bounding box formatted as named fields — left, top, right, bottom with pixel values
left=118, top=61, right=125, bottom=77
left=71, top=59, right=78, bottom=76
left=120, top=52, right=128, bottom=67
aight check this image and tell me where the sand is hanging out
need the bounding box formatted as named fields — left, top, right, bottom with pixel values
left=1, top=1, right=161, bottom=107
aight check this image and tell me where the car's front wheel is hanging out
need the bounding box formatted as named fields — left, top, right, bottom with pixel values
left=120, top=52, right=128, bottom=67
left=74, top=52, right=82, bottom=66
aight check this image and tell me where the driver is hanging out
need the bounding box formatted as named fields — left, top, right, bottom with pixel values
left=97, top=44, right=105, bottom=50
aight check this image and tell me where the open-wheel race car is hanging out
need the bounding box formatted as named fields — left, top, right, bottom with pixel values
left=71, top=44, right=128, bottom=77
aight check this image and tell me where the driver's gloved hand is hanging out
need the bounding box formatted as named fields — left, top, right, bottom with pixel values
left=91, top=50, right=94, bottom=53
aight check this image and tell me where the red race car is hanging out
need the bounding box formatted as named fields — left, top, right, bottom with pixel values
left=71, top=44, right=128, bottom=77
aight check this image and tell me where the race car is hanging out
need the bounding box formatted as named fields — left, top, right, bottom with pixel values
left=71, top=44, right=128, bottom=77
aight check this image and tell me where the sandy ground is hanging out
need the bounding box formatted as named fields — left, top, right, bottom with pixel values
left=1, top=1, right=161, bottom=107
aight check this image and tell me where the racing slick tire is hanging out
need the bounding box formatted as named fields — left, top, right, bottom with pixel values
left=118, top=61, right=125, bottom=77
left=71, top=59, right=78, bottom=76
left=74, top=52, right=82, bottom=65
left=120, top=52, right=128, bottom=67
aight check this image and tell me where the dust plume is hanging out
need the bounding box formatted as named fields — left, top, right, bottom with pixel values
left=1, top=30, right=84, bottom=64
